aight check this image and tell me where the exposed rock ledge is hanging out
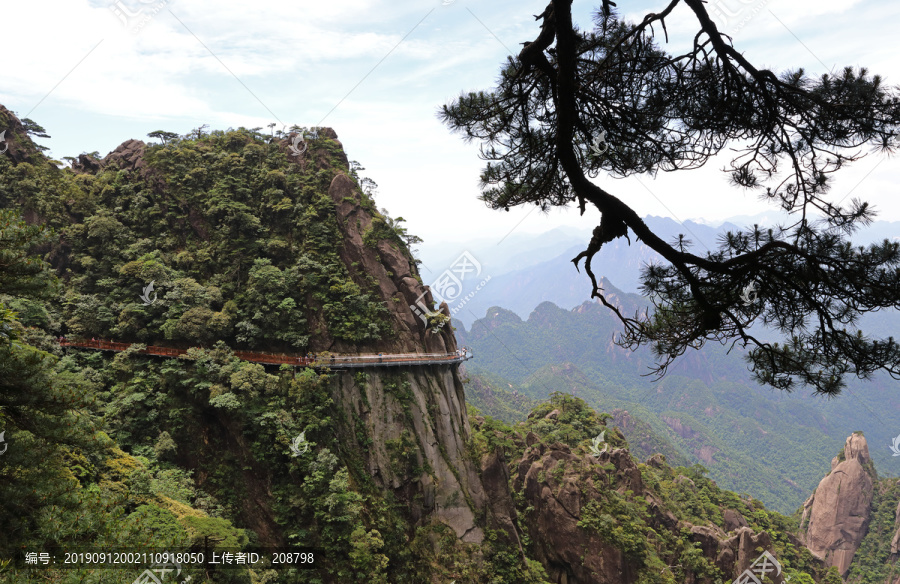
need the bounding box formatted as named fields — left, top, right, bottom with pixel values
left=799, top=432, right=875, bottom=577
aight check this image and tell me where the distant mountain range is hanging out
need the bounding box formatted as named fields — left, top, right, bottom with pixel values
left=456, top=282, right=900, bottom=515
left=421, top=212, right=900, bottom=327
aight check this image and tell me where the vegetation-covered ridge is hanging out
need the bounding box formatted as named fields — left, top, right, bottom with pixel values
left=0, top=104, right=450, bottom=358
left=0, top=105, right=495, bottom=584
left=456, top=299, right=900, bottom=517
left=466, top=391, right=847, bottom=583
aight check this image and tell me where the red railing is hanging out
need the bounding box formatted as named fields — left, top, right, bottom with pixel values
left=58, top=339, right=471, bottom=368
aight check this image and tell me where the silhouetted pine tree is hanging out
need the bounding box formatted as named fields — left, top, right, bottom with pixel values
left=439, top=0, right=900, bottom=394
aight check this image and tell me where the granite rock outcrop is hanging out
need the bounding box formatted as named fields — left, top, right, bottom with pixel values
left=799, top=432, right=875, bottom=576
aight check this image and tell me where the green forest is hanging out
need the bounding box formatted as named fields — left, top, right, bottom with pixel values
left=456, top=298, right=900, bottom=516
left=0, top=105, right=896, bottom=583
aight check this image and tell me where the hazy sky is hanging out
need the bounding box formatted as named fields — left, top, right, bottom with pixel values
left=3, top=0, right=899, bottom=244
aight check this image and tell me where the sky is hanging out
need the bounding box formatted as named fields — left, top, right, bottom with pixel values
left=2, top=0, right=899, bottom=246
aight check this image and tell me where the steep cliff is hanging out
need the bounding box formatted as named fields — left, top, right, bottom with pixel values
left=468, top=394, right=832, bottom=583
left=799, top=432, right=876, bottom=576
left=324, top=167, right=453, bottom=355
left=331, top=367, right=486, bottom=542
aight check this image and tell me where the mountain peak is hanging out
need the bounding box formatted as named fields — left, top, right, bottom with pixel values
left=800, top=432, right=875, bottom=577
left=833, top=431, right=871, bottom=470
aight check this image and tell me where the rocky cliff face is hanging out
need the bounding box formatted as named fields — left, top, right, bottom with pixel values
left=299, top=131, right=488, bottom=542
left=511, top=435, right=644, bottom=582
left=799, top=432, right=876, bottom=576
left=324, top=168, right=454, bottom=355
left=891, top=499, right=900, bottom=559
left=471, top=407, right=816, bottom=584
left=0, top=105, right=41, bottom=166
left=330, top=366, right=488, bottom=543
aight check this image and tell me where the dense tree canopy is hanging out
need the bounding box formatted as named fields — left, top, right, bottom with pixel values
left=440, top=0, right=900, bottom=395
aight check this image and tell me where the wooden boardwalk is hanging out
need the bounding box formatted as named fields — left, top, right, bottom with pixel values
left=59, top=339, right=472, bottom=369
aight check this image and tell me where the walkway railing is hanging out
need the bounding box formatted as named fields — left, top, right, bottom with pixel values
left=58, top=339, right=472, bottom=369
left=316, top=352, right=472, bottom=369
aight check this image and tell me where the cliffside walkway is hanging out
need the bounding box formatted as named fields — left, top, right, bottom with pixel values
left=58, top=339, right=472, bottom=369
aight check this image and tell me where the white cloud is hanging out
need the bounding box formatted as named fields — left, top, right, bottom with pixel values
left=1, top=0, right=897, bottom=243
